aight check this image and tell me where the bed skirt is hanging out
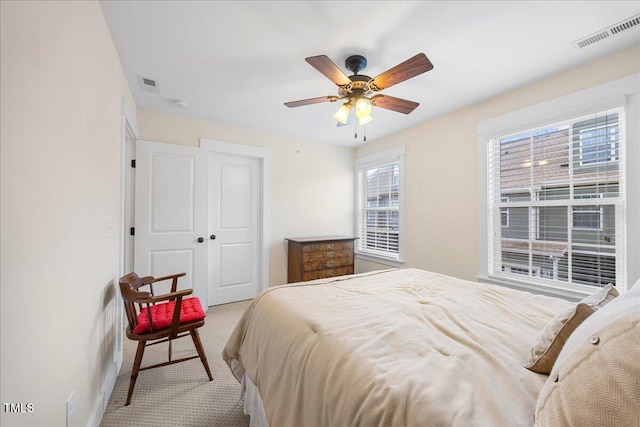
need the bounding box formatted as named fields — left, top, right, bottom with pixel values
left=244, top=374, right=269, bottom=427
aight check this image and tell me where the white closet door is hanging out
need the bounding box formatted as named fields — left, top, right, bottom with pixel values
left=134, top=140, right=209, bottom=307
left=208, top=152, right=261, bottom=305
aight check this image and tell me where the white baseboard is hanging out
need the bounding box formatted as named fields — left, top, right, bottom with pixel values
left=86, top=391, right=104, bottom=427
left=86, top=361, right=118, bottom=427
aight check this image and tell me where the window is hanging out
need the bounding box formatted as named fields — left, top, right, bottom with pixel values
left=355, top=146, right=404, bottom=263
left=572, top=194, right=604, bottom=230
left=572, top=206, right=604, bottom=230
left=577, top=115, right=619, bottom=165
left=486, top=107, right=625, bottom=291
left=502, top=263, right=541, bottom=277
left=479, top=75, right=639, bottom=296
left=500, top=196, right=509, bottom=227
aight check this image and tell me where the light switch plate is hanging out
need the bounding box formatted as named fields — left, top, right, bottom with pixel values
left=105, top=217, right=114, bottom=239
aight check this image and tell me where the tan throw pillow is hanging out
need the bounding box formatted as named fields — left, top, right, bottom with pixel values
left=524, top=284, right=618, bottom=374
left=534, top=283, right=640, bottom=426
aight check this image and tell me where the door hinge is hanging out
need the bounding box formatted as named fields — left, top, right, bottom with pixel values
left=131, top=159, right=136, bottom=168
left=130, top=227, right=135, bottom=236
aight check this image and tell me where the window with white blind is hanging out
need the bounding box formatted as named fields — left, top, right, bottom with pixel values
left=355, top=146, right=405, bottom=263
left=487, top=107, right=625, bottom=291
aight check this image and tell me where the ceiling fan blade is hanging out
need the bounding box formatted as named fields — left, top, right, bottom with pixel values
left=370, top=53, right=433, bottom=91
left=284, top=96, right=337, bottom=108
left=305, top=55, right=352, bottom=86
left=370, top=95, right=419, bottom=114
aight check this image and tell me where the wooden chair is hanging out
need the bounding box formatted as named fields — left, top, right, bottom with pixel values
left=119, top=272, right=213, bottom=405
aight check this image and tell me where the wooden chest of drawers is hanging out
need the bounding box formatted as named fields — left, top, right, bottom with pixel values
left=285, top=236, right=357, bottom=283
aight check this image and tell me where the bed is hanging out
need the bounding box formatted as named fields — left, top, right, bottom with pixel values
left=222, top=268, right=639, bottom=427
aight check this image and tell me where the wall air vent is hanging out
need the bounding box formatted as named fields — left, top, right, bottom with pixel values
left=572, top=14, right=640, bottom=49
left=610, top=15, right=640, bottom=34
left=137, top=75, right=160, bottom=93
left=573, top=31, right=610, bottom=48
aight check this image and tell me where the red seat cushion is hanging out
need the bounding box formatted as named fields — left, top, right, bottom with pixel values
left=133, top=297, right=206, bottom=334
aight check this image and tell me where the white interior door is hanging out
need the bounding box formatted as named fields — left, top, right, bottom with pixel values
left=134, top=140, right=209, bottom=307
left=209, top=152, right=261, bottom=305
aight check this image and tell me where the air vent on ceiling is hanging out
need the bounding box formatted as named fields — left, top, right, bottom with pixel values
left=572, top=14, right=640, bottom=49
left=137, top=75, right=160, bottom=93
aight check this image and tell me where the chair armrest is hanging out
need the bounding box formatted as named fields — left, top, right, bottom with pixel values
left=148, top=288, right=193, bottom=304
left=132, top=288, right=193, bottom=304
left=150, top=272, right=187, bottom=283
left=149, top=272, right=187, bottom=293
left=126, top=275, right=155, bottom=290
left=121, top=284, right=152, bottom=302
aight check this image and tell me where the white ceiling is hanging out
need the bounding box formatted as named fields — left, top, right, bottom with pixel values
left=100, top=1, right=640, bottom=147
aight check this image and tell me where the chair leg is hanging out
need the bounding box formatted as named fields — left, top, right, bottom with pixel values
left=126, top=341, right=146, bottom=406
left=190, top=329, right=213, bottom=381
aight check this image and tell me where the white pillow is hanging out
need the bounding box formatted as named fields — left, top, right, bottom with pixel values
left=524, top=284, right=618, bottom=374
left=534, top=283, right=640, bottom=426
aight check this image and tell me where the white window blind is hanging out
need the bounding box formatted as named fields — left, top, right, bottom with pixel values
left=355, top=147, right=404, bottom=261
left=487, top=107, right=625, bottom=290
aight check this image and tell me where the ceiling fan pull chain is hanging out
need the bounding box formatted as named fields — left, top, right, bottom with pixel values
left=364, top=125, right=367, bottom=142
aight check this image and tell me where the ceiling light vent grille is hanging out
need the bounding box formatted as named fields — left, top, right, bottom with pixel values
left=572, top=14, right=640, bottom=49
left=137, top=75, right=160, bottom=93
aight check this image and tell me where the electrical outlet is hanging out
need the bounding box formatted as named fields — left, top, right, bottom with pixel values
left=66, top=390, right=75, bottom=427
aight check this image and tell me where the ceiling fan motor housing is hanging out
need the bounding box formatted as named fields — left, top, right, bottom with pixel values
left=345, top=55, right=367, bottom=74
left=339, top=74, right=372, bottom=98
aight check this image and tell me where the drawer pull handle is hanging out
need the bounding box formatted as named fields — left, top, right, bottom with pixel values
left=326, top=260, right=334, bottom=267
left=326, top=252, right=334, bottom=258
left=326, top=244, right=334, bottom=250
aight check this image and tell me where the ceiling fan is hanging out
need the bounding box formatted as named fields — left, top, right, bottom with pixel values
left=284, top=53, right=433, bottom=128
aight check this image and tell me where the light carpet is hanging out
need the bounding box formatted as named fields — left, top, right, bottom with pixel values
left=101, top=300, right=252, bottom=427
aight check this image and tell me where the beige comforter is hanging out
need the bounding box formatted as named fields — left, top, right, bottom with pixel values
left=223, top=268, right=570, bottom=427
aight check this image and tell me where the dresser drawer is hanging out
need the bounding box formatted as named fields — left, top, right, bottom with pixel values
left=302, top=249, right=353, bottom=263
left=302, top=266, right=354, bottom=281
left=302, top=255, right=354, bottom=272
left=302, top=241, right=353, bottom=253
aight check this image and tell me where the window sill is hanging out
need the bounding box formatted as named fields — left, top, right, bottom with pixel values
left=355, top=252, right=405, bottom=268
left=477, top=275, right=592, bottom=302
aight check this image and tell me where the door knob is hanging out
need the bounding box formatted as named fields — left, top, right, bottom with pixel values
left=197, top=237, right=205, bottom=243
left=210, top=234, right=217, bottom=240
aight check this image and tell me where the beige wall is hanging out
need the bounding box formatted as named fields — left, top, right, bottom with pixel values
left=1, top=1, right=135, bottom=426
left=136, top=109, right=355, bottom=285
left=356, top=46, right=640, bottom=281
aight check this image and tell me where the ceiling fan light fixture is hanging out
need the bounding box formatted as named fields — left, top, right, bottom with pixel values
left=355, top=98, right=372, bottom=118
left=333, top=103, right=351, bottom=124
left=358, top=114, right=373, bottom=126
